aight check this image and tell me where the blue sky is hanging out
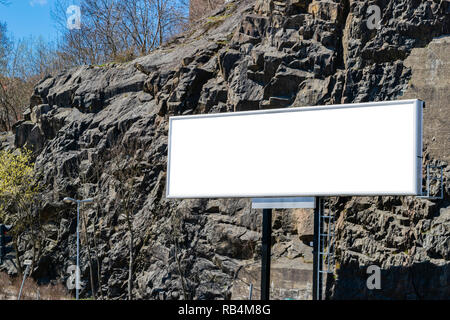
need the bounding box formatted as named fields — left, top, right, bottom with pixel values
left=0, top=0, right=63, bottom=42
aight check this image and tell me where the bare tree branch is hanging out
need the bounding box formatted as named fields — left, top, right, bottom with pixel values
left=52, top=0, right=189, bottom=66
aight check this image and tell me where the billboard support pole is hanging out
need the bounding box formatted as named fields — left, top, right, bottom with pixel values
left=313, top=197, right=323, bottom=300
left=261, top=208, right=272, bottom=300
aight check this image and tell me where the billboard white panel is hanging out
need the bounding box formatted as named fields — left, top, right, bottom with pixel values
left=166, top=99, right=423, bottom=198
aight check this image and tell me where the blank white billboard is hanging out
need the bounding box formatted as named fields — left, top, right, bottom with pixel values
left=166, top=99, right=423, bottom=198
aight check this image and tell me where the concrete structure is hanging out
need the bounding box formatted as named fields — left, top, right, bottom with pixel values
left=403, top=36, right=450, bottom=163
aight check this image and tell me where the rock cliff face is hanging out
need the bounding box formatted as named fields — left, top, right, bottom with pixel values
left=3, top=0, right=450, bottom=299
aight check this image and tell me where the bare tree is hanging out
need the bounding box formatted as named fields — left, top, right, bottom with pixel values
left=0, top=35, right=57, bottom=131
left=79, top=203, right=96, bottom=299
left=52, top=0, right=189, bottom=66
left=0, top=23, right=10, bottom=71
left=109, top=146, right=144, bottom=300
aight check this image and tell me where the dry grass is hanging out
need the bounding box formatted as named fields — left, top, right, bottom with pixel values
left=0, top=272, right=72, bottom=300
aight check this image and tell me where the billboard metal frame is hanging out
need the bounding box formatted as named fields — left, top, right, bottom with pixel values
left=166, top=99, right=425, bottom=301
left=166, top=99, right=424, bottom=199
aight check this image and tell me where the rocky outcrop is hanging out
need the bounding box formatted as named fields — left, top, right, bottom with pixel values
left=327, top=183, right=450, bottom=299
left=3, top=0, right=450, bottom=300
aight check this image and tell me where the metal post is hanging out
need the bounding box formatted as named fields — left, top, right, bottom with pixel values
left=313, top=197, right=323, bottom=300
left=249, top=283, right=253, bottom=300
left=63, top=197, right=93, bottom=300
left=76, top=200, right=80, bottom=300
left=261, top=208, right=272, bottom=300
left=18, top=264, right=30, bottom=300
